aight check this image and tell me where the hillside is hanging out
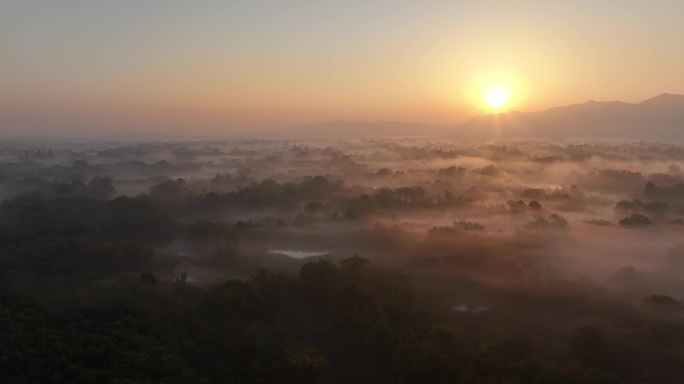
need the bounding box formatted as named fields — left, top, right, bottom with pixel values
left=281, top=94, right=684, bottom=139
left=457, top=93, right=684, bottom=138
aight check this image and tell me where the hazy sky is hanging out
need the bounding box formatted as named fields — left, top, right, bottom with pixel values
left=1, top=0, right=683, bottom=136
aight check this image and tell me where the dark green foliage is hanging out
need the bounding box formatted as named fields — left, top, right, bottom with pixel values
left=140, top=272, right=158, bottom=285
left=614, top=198, right=669, bottom=219
left=428, top=225, right=460, bottom=236
left=614, top=199, right=643, bottom=213
left=619, top=213, right=653, bottom=227
left=300, top=259, right=338, bottom=299
left=585, top=218, right=615, bottom=226
left=0, top=295, right=200, bottom=384
left=650, top=323, right=684, bottom=346
left=644, top=200, right=670, bottom=215
left=522, top=188, right=546, bottom=199
left=428, top=220, right=486, bottom=236
left=0, top=247, right=679, bottom=383
left=644, top=181, right=684, bottom=199
left=3, top=174, right=684, bottom=384
left=568, top=326, right=608, bottom=364
left=339, top=254, right=369, bottom=273
left=0, top=277, right=328, bottom=384
left=0, top=193, right=175, bottom=279
left=643, top=294, right=684, bottom=312
left=524, top=213, right=569, bottom=230
left=453, top=220, right=485, bottom=231
left=507, top=199, right=527, bottom=212
left=101, top=196, right=178, bottom=241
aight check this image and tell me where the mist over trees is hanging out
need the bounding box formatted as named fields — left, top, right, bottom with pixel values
left=3, top=138, right=684, bottom=383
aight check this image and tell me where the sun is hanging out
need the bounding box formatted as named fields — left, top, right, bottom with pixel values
left=461, top=67, right=527, bottom=113
left=483, top=85, right=511, bottom=110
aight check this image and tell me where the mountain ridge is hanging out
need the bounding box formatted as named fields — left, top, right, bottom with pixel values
left=281, top=94, right=684, bottom=139
left=458, top=93, right=684, bottom=138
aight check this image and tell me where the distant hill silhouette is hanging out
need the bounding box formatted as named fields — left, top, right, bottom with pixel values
left=282, top=94, right=684, bottom=139
left=456, top=93, right=684, bottom=138
left=284, top=120, right=452, bottom=138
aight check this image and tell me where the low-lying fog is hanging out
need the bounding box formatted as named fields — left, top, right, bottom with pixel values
left=3, top=138, right=684, bottom=307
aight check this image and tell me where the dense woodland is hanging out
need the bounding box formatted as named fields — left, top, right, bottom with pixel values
left=3, top=139, right=684, bottom=383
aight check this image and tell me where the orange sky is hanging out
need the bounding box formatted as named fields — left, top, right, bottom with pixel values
left=1, top=1, right=683, bottom=136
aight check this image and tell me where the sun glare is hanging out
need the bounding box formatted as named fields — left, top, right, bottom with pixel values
left=483, top=86, right=511, bottom=109
left=462, top=67, right=527, bottom=113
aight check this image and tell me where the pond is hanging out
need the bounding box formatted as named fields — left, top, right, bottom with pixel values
left=269, top=249, right=329, bottom=259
